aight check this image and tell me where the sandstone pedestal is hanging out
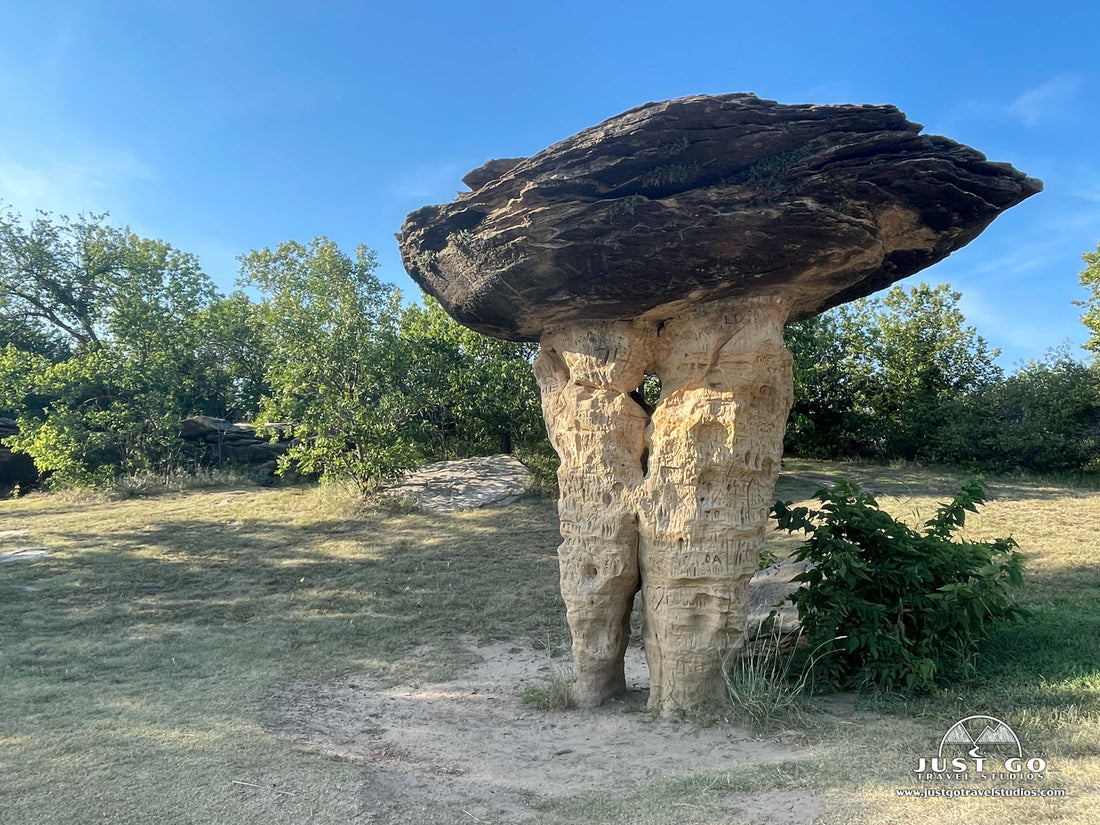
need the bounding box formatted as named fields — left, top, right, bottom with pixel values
left=535, top=297, right=792, bottom=711
left=398, top=93, right=1040, bottom=714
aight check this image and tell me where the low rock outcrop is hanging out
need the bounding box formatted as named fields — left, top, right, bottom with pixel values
left=385, top=454, right=531, bottom=511
left=178, top=415, right=292, bottom=475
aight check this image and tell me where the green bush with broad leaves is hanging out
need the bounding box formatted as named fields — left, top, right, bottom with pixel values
left=772, top=479, right=1026, bottom=694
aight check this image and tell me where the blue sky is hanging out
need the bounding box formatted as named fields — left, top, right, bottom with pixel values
left=1, top=0, right=1097, bottom=367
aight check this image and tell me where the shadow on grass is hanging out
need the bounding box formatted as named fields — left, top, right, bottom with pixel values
left=0, top=499, right=567, bottom=688
left=0, top=481, right=285, bottom=520
left=978, top=572, right=1100, bottom=690
left=781, top=458, right=1100, bottom=501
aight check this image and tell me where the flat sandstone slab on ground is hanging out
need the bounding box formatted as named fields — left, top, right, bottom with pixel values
left=385, top=454, right=531, bottom=511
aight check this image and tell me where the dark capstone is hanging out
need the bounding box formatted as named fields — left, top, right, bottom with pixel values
left=178, top=416, right=291, bottom=474
left=398, top=94, right=1041, bottom=341
left=179, top=415, right=254, bottom=440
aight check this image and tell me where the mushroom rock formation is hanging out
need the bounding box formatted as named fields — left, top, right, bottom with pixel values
left=397, top=93, right=1041, bottom=713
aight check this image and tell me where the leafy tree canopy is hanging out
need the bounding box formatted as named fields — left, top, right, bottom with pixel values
left=1079, top=241, right=1100, bottom=359
left=398, top=298, right=543, bottom=457
left=785, top=282, right=1002, bottom=461
left=240, top=238, right=551, bottom=491
left=0, top=209, right=255, bottom=485
left=240, top=237, right=419, bottom=491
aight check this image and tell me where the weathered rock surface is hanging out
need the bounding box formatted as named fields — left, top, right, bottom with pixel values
left=399, top=93, right=1040, bottom=342
left=399, top=93, right=1039, bottom=714
left=385, top=454, right=531, bottom=511
left=178, top=415, right=292, bottom=474
left=535, top=296, right=794, bottom=709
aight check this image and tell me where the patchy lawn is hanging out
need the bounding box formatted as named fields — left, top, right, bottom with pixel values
left=1, top=463, right=1097, bottom=823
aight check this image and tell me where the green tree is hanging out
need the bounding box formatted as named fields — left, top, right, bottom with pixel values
left=398, top=299, right=544, bottom=458
left=786, top=283, right=1002, bottom=462
left=784, top=309, right=875, bottom=458
left=5, top=349, right=204, bottom=485
left=0, top=298, right=69, bottom=360
left=194, top=291, right=270, bottom=422
left=0, top=209, right=244, bottom=485
left=944, top=347, right=1100, bottom=473
left=1079, top=242, right=1100, bottom=359
left=240, top=237, right=420, bottom=492
left=0, top=208, right=115, bottom=351
left=859, top=283, right=1002, bottom=460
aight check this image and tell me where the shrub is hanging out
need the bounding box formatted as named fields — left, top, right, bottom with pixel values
left=772, top=479, right=1026, bottom=694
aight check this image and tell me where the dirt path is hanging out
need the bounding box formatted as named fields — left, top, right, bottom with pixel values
left=268, top=641, right=828, bottom=823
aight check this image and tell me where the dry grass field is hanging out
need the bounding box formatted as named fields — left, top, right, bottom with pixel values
left=1, top=460, right=1097, bottom=824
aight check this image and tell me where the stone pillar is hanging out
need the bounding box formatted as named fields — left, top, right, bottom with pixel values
left=534, top=296, right=793, bottom=714
left=637, top=297, right=793, bottom=712
left=533, top=322, right=654, bottom=708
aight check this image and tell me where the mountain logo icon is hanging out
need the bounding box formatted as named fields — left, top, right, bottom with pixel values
left=939, top=715, right=1023, bottom=759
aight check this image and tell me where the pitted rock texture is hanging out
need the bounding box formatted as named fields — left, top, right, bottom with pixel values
left=535, top=296, right=793, bottom=710
left=398, top=93, right=1041, bottom=341
left=534, top=321, right=654, bottom=706
left=636, top=298, right=792, bottom=709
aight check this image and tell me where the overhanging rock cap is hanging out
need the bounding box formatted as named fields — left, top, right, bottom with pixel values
left=398, top=93, right=1042, bottom=342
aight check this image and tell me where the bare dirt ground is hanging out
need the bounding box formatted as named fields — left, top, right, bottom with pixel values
left=268, top=640, right=830, bottom=824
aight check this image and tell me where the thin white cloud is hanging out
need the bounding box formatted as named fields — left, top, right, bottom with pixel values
left=1006, top=74, right=1080, bottom=126
left=965, top=242, right=1064, bottom=277
left=0, top=149, right=155, bottom=218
